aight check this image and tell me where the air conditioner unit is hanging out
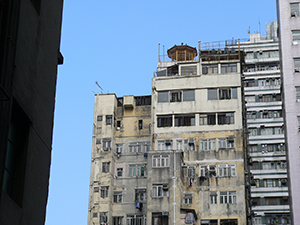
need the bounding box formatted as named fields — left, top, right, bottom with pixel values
left=188, top=139, right=194, bottom=144
left=263, top=110, right=268, bottom=114
left=103, top=147, right=110, bottom=151
left=163, top=184, right=169, bottom=190
left=281, top=179, right=287, bottom=184
left=165, top=140, right=171, bottom=145
left=227, top=136, right=234, bottom=141
left=259, top=94, right=263, bottom=98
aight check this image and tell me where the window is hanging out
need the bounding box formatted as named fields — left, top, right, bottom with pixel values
left=199, top=113, right=216, bottom=125
left=96, top=139, right=101, bottom=144
left=202, top=64, right=218, bottom=74
left=188, top=166, right=196, bottom=177
left=158, top=140, right=173, bottom=151
left=126, top=215, right=146, bottom=225
left=117, top=168, right=123, bottom=177
left=184, top=194, right=193, bottom=204
left=210, top=192, right=217, bottom=204
left=219, top=88, right=231, bottom=100
left=249, top=145, right=258, bottom=153
left=184, top=139, right=195, bottom=151
left=135, top=189, right=147, bottom=202
left=158, top=92, right=169, bottom=102
left=219, top=164, right=236, bottom=177
left=208, top=89, right=218, bottom=100
left=200, top=139, right=216, bottom=151
left=158, top=90, right=195, bottom=102
left=117, top=98, right=123, bottom=106
left=135, top=96, right=151, bottom=106
left=129, top=142, right=149, bottom=153
left=152, top=184, right=168, bottom=197
left=116, top=120, right=121, bottom=130
left=170, top=91, right=182, bottom=102
left=113, top=217, right=123, bottom=225
left=116, top=144, right=123, bottom=154
left=183, top=90, right=195, bottom=101
left=102, top=162, right=110, bottom=173
left=221, top=63, right=237, bottom=73
left=129, top=164, right=147, bottom=177
left=103, top=139, right=111, bottom=151
left=138, top=120, right=143, bottom=130
left=200, top=165, right=216, bottom=177
left=244, top=79, right=255, bottom=87
left=92, top=212, right=98, bottom=218
left=218, top=112, right=234, bottom=125
left=94, top=187, right=100, bottom=192
left=101, top=186, right=109, bottom=198
left=291, top=3, right=300, bottom=17
left=201, top=220, right=218, bottom=225
left=113, top=191, right=123, bottom=203
left=157, top=115, right=172, bottom=127
left=220, top=191, right=236, bottom=204
left=181, top=66, right=197, bottom=76
left=218, top=137, right=235, bottom=149
left=100, top=212, right=108, bottom=224
left=208, top=88, right=237, bottom=100
left=245, top=95, right=255, bottom=103
left=97, top=115, right=103, bottom=121
left=294, top=58, right=300, bottom=73
left=175, top=114, right=195, bottom=126
left=3, top=101, right=30, bottom=207
left=176, top=140, right=183, bottom=150
left=106, top=115, right=112, bottom=125
left=292, top=30, right=300, bottom=44
left=296, top=86, right=300, bottom=101
left=152, top=155, right=170, bottom=167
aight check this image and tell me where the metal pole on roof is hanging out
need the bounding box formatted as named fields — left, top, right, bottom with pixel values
left=198, top=40, right=201, bottom=61
left=158, top=43, right=161, bottom=63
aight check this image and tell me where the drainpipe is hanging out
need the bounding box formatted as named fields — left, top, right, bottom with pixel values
left=172, top=150, right=177, bottom=225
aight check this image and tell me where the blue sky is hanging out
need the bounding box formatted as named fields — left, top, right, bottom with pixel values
left=45, top=1, right=277, bottom=224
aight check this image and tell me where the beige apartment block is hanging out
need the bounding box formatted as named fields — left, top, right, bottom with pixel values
left=88, top=41, right=250, bottom=225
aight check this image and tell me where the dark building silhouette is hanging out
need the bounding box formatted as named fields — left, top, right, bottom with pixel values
left=0, top=0, right=63, bottom=224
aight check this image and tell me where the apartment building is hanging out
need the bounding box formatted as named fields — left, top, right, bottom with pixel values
left=88, top=42, right=249, bottom=225
left=239, top=21, right=290, bottom=225
left=277, top=1, right=300, bottom=224
left=0, top=0, right=63, bottom=224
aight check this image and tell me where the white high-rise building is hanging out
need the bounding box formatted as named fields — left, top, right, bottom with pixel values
left=277, top=1, right=300, bottom=224
left=240, top=21, right=290, bottom=225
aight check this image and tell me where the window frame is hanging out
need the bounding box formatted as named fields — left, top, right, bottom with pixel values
left=219, top=164, right=236, bottom=177
left=184, top=193, right=193, bottom=204
left=102, top=162, right=110, bottom=173
left=152, top=184, right=168, bottom=198
left=106, top=115, right=113, bottom=125
left=101, top=186, right=109, bottom=198
left=113, top=191, right=123, bottom=203
left=152, top=155, right=170, bottom=168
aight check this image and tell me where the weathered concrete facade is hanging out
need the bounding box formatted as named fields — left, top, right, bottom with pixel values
left=88, top=42, right=249, bottom=225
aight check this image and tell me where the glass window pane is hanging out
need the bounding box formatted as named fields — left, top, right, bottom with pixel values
left=183, top=90, right=195, bottom=101
left=158, top=92, right=169, bottom=102
left=208, top=89, right=218, bottom=100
